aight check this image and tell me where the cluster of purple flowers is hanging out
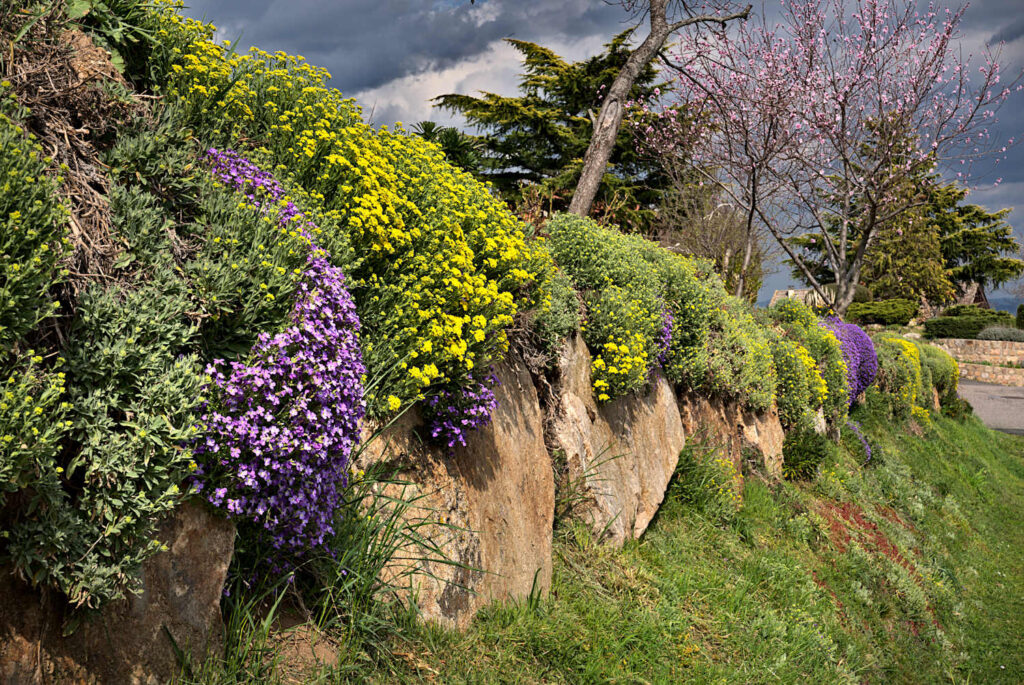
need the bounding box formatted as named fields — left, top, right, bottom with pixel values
left=194, top=254, right=365, bottom=554
left=422, top=373, right=499, bottom=449
left=206, top=147, right=306, bottom=227
left=657, top=308, right=674, bottom=367
left=193, top=149, right=366, bottom=558
left=825, top=318, right=878, bottom=404
left=845, top=420, right=872, bottom=464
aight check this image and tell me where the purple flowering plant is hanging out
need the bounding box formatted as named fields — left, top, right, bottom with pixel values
left=192, top=150, right=366, bottom=558
left=824, top=317, right=878, bottom=405
left=845, top=420, right=872, bottom=464
left=421, top=372, right=499, bottom=449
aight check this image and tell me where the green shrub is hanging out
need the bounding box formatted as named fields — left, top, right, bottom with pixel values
left=771, top=336, right=827, bottom=430
left=547, top=213, right=774, bottom=408
left=923, top=312, right=1015, bottom=339
left=845, top=298, right=917, bottom=326
left=873, top=336, right=923, bottom=419
left=977, top=326, right=1024, bottom=342
left=533, top=265, right=580, bottom=352
left=1017, top=303, right=1023, bottom=330
left=704, top=298, right=777, bottom=412
left=782, top=428, right=837, bottom=480
left=582, top=286, right=661, bottom=401
left=4, top=277, right=204, bottom=609
left=0, top=92, right=69, bottom=351
left=768, top=299, right=849, bottom=425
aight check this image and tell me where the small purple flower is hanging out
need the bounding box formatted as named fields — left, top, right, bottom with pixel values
left=192, top=150, right=366, bottom=563
left=422, top=372, right=499, bottom=449
left=824, top=317, right=878, bottom=405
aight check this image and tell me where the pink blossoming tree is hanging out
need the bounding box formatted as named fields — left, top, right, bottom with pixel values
left=644, top=0, right=1021, bottom=313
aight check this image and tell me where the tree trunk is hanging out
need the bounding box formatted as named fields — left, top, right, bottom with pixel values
left=569, top=2, right=751, bottom=219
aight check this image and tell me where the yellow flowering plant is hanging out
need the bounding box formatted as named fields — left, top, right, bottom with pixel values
left=144, top=2, right=552, bottom=416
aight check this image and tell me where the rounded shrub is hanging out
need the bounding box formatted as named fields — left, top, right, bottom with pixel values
left=845, top=298, right=917, bottom=326
left=825, top=318, right=878, bottom=403
left=771, top=336, right=827, bottom=430
left=977, top=326, right=1024, bottom=342
left=918, top=343, right=958, bottom=403
left=873, top=335, right=923, bottom=418
left=769, top=299, right=849, bottom=425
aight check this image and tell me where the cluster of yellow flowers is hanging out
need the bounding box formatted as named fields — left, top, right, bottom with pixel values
left=582, top=287, right=660, bottom=401
left=0, top=355, right=72, bottom=485
left=148, top=1, right=552, bottom=416
left=772, top=336, right=829, bottom=429
left=879, top=336, right=922, bottom=409
left=708, top=456, right=742, bottom=509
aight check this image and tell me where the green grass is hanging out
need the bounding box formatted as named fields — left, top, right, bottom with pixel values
left=377, top=411, right=1024, bottom=683
left=193, top=407, right=1024, bottom=684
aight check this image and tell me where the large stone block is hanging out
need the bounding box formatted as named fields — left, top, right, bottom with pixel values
left=0, top=502, right=234, bottom=684
left=356, top=359, right=554, bottom=629
left=676, top=391, right=785, bottom=482
left=548, top=334, right=685, bottom=547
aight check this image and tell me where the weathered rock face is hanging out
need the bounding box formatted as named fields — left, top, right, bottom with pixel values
left=0, top=502, right=234, bottom=685
left=676, top=391, right=785, bottom=482
left=548, top=334, right=685, bottom=547
left=356, top=359, right=554, bottom=630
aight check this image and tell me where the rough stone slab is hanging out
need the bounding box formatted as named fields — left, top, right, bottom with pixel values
left=0, top=502, right=234, bottom=685
left=676, top=391, right=785, bottom=482
left=356, top=359, right=554, bottom=630
left=548, top=334, right=685, bottom=547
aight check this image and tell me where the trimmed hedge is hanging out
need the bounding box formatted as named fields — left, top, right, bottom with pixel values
left=1016, top=303, right=1023, bottom=330
left=923, top=311, right=1015, bottom=339
left=845, top=298, right=917, bottom=326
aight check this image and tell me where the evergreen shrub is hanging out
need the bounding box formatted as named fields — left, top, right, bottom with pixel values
left=769, top=299, right=849, bottom=425
left=845, top=298, right=917, bottom=326
left=1017, top=303, right=1023, bottom=329
left=923, top=311, right=1014, bottom=339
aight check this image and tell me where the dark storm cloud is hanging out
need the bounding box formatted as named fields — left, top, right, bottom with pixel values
left=989, top=14, right=1024, bottom=45
left=182, top=0, right=627, bottom=93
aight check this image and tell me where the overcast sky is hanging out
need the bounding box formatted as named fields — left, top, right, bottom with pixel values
left=181, top=0, right=1024, bottom=304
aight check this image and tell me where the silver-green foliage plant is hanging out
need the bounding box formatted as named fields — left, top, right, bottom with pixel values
left=5, top=276, right=205, bottom=609
left=976, top=325, right=1024, bottom=343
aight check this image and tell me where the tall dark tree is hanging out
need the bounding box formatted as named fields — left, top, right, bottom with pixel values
left=435, top=31, right=669, bottom=233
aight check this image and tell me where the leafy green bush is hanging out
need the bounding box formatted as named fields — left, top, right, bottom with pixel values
left=845, top=298, right=917, bottom=326
left=582, top=286, right=661, bottom=401
left=0, top=92, right=69, bottom=351
left=771, top=336, right=827, bottom=430
left=873, top=335, right=923, bottom=419
left=548, top=213, right=773, bottom=407
left=532, top=265, right=580, bottom=352
left=923, top=311, right=1015, bottom=339
left=977, top=326, right=1024, bottom=342
left=823, top=282, right=872, bottom=304
left=5, top=277, right=204, bottom=609
left=782, top=428, right=837, bottom=480
left=1017, top=303, right=1023, bottom=330
left=768, top=299, right=849, bottom=426
left=931, top=347, right=959, bottom=402
left=704, top=298, right=776, bottom=412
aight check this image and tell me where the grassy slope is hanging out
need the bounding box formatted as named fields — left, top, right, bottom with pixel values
left=378, top=412, right=1024, bottom=684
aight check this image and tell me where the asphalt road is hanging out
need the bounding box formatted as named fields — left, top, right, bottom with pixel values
left=958, top=380, right=1024, bottom=436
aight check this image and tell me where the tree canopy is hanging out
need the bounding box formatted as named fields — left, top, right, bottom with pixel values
left=434, top=31, right=668, bottom=233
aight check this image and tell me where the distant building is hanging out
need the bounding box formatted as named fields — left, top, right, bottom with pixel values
left=768, top=288, right=827, bottom=309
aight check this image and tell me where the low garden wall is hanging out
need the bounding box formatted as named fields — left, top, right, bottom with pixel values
left=956, top=362, right=1024, bottom=387
left=931, top=338, right=1024, bottom=387
left=932, top=338, right=1024, bottom=365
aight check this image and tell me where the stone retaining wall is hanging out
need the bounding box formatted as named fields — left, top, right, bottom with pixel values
left=957, top=361, right=1024, bottom=387
left=933, top=338, right=1024, bottom=365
